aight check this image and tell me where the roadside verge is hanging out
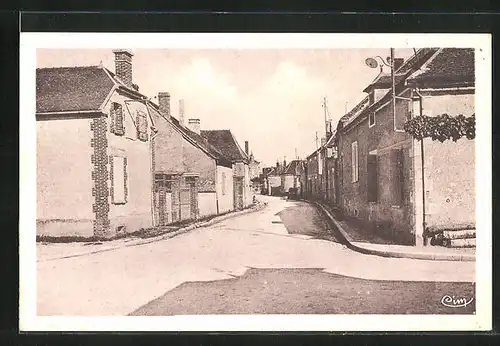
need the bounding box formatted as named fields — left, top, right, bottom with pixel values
left=37, top=202, right=268, bottom=262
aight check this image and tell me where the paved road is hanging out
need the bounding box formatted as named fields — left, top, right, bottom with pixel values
left=37, top=196, right=475, bottom=316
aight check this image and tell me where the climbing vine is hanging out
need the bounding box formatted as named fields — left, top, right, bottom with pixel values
left=403, top=114, right=475, bottom=142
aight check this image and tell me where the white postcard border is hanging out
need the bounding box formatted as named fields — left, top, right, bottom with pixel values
left=19, top=32, right=492, bottom=332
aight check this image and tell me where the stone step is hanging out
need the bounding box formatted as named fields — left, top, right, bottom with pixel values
left=444, top=238, right=476, bottom=248
left=442, top=229, right=476, bottom=240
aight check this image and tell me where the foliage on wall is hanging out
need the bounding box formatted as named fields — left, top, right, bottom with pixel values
left=403, top=114, right=475, bottom=142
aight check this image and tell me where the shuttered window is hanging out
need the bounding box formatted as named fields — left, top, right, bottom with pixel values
left=367, top=154, right=378, bottom=202
left=351, top=141, right=359, bottom=183
left=110, top=102, right=125, bottom=135
left=136, top=110, right=148, bottom=141
left=391, top=149, right=405, bottom=205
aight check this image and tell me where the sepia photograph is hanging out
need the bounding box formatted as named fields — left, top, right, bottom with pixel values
left=19, top=33, right=491, bottom=331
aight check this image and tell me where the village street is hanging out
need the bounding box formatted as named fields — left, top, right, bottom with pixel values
left=37, top=195, right=475, bottom=316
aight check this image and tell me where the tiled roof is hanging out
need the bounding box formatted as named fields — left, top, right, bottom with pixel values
left=406, top=48, right=475, bottom=88
left=284, top=160, right=302, bottom=175
left=338, top=95, right=370, bottom=126
left=339, top=48, right=442, bottom=132
left=363, top=73, right=406, bottom=93
left=147, top=103, right=233, bottom=168
left=36, top=66, right=115, bottom=114
left=201, top=130, right=249, bottom=163
left=263, top=167, right=275, bottom=176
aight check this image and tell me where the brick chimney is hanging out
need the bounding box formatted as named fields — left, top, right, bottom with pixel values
left=158, top=92, right=171, bottom=119
left=179, top=99, right=185, bottom=126
left=112, top=49, right=134, bottom=88
left=187, top=118, right=201, bottom=135
left=393, top=58, right=404, bottom=71
left=321, top=137, right=326, bottom=146
left=245, top=141, right=249, bottom=155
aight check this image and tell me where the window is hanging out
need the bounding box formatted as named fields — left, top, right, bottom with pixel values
left=110, top=102, right=125, bottom=135
left=317, top=152, right=322, bottom=175
left=351, top=141, right=359, bottom=183
left=136, top=110, right=148, bottom=141
left=391, top=149, right=405, bottom=205
left=411, top=98, right=421, bottom=118
left=221, top=172, right=226, bottom=195
left=369, top=111, right=376, bottom=127
left=111, top=156, right=127, bottom=204
left=367, top=154, right=378, bottom=202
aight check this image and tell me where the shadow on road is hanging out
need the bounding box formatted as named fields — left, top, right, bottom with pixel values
left=275, top=200, right=341, bottom=243
left=130, top=267, right=475, bottom=316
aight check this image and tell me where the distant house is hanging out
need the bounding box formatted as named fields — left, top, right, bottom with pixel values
left=37, top=50, right=158, bottom=238
left=244, top=141, right=262, bottom=193
left=336, top=48, right=475, bottom=246
left=281, top=159, right=304, bottom=195
left=201, top=130, right=252, bottom=209
left=266, top=163, right=284, bottom=196
left=149, top=92, right=233, bottom=225
left=305, top=146, right=323, bottom=200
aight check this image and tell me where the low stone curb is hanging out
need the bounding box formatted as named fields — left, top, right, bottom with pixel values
left=309, top=200, right=475, bottom=262
left=38, top=202, right=268, bottom=262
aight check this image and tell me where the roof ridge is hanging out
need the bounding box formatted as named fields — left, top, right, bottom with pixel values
left=37, top=65, right=101, bottom=70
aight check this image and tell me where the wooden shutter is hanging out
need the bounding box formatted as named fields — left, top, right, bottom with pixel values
left=114, top=103, right=125, bottom=136
left=391, top=149, right=404, bottom=205
left=367, top=154, right=378, bottom=202
left=351, top=141, right=358, bottom=182
left=136, top=110, right=148, bottom=141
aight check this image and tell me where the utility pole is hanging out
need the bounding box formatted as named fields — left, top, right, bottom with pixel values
left=322, top=96, right=328, bottom=136
left=391, top=48, right=396, bottom=122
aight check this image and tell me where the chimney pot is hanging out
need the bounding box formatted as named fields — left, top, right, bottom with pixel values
left=112, top=49, right=134, bottom=88
left=158, top=92, right=171, bottom=119
left=187, top=118, right=201, bottom=135
left=179, top=99, right=185, bottom=126
left=393, top=58, right=404, bottom=71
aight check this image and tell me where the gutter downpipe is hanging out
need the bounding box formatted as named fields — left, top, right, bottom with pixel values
left=391, top=48, right=397, bottom=136
left=414, top=88, right=427, bottom=246
left=145, top=101, right=160, bottom=228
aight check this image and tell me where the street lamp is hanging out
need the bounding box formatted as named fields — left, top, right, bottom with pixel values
left=364, top=55, right=392, bottom=72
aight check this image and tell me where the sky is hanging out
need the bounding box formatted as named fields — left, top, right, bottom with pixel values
left=37, top=48, right=415, bottom=167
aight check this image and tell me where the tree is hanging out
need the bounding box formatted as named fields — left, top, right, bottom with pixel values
left=403, top=113, right=475, bottom=142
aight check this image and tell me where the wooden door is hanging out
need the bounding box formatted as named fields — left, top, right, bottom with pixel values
left=154, top=174, right=173, bottom=226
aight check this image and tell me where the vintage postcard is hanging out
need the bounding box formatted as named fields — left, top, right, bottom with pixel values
left=19, top=33, right=491, bottom=331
